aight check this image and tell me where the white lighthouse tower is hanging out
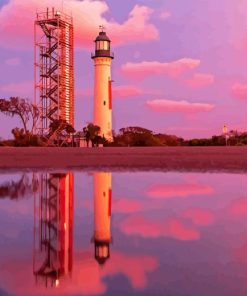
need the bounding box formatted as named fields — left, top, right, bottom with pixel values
left=92, top=27, right=114, bottom=141
left=93, top=172, right=112, bottom=265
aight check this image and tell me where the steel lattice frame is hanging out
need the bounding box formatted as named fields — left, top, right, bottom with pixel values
left=34, top=8, right=74, bottom=136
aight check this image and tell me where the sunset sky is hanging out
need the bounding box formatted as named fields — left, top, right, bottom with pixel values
left=1, top=0, right=247, bottom=139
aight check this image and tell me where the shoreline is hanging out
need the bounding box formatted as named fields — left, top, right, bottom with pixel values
left=1, top=146, right=247, bottom=173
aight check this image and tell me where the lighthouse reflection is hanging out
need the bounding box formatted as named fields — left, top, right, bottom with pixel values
left=33, top=173, right=74, bottom=287
left=93, top=172, right=112, bottom=265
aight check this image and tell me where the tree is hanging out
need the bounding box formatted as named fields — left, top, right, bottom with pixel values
left=0, top=97, right=39, bottom=135
left=11, top=128, right=41, bottom=147
left=47, top=119, right=75, bottom=146
left=0, top=174, right=36, bottom=199
left=82, top=123, right=101, bottom=147
left=154, top=133, right=183, bottom=146
left=117, top=126, right=160, bottom=146
left=49, top=119, right=75, bottom=135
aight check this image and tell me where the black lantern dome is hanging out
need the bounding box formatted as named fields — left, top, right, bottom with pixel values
left=92, top=29, right=114, bottom=59
left=95, top=31, right=110, bottom=42
left=94, top=241, right=110, bottom=266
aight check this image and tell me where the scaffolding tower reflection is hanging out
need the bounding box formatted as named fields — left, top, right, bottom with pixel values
left=33, top=173, right=74, bottom=287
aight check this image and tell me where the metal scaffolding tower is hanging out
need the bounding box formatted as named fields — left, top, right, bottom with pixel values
left=34, top=8, right=74, bottom=136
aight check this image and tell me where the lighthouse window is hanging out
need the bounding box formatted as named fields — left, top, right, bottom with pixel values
left=103, top=41, right=109, bottom=50
left=103, top=101, right=106, bottom=105
left=99, top=41, right=104, bottom=50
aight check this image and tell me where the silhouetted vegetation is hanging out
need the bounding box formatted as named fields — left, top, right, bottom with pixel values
left=0, top=174, right=37, bottom=199
left=11, top=128, right=41, bottom=147
left=0, top=97, right=39, bottom=134
left=0, top=97, right=42, bottom=146
left=112, top=126, right=163, bottom=146
left=47, top=119, right=75, bottom=147
left=49, top=119, right=75, bottom=136
left=1, top=99, right=247, bottom=148
left=108, top=126, right=247, bottom=147
left=82, top=123, right=105, bottom=147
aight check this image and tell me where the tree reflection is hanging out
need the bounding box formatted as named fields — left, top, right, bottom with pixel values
left=0, top=174, right=37, bottom=199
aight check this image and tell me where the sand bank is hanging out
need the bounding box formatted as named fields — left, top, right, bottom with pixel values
left=0, top=147, right=247, bottom=172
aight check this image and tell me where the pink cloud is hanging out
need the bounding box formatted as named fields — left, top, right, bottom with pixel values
left=113, top=85, right=143, bottom=98
left=0, top=249, right=157, bottom=296
left=103, top=251, right=158, bottom=289
left=146, top=99, right=214, bottom=113
left=5, top=57, right=21, bottom=66
left=109, top=5, right=159, bottom=46
left=231, top=83, right=247, bottom=100
left=75, top=88, right=93, bottom=98
left=0, top=80, right=33, bottom=97
left=185, top=73, right=215, bottom=89
left=0, top=201, right=32, bottom=217
left=147, top=183, right=213, bottom=199
left=119, top=215, right=200, bottom=241
left=73, top=252, right=157, bottom=294
left=121, top=58, right=200, bottom=79
left=113, top=198, right=143, bottom=213
left=235, top=244, right=247, bottom=264
left=168, top=218, right=200, bottom=240
left=166, top=126, right=209, bottom=132
left=230, top=197, right=247, bottom=216
left=182, top=208, right=215, bottom=226
left=159, top=10, right=171, bottom=20
left=0, top=1, right=158, bottom=50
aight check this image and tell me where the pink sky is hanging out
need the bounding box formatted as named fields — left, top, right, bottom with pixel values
left=1, top=0, right=247, bottom=138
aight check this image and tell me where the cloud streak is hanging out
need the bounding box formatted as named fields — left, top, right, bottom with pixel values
left=121, top=58, right=200, bottom=79
left=183, top=208, right=215, bottom=226
left=113, top=85, right=143, bottom=98
left=232, top=83, right=247, bottom=100
left=146, top=99, right=214, bottom=113
left=230, top=197, right=247, bottom=217
left=185, top=73, right=215, bottom=89
left=0, top=80, right=33, bottom=97
left=119, top=215, right=200, bottom=241
left=159, top=10, right=171, bottom=20
left=5, top=57, right=21, bottom=66
left=146, top=182, right=213, bottom=199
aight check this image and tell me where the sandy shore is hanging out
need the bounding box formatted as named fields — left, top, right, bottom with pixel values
left=0, top=146, right=247, bottom=173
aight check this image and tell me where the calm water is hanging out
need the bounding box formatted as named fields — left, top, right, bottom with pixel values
left=1, top=171, right=247, bottom=296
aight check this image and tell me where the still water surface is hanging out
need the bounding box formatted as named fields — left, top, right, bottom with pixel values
left=0, top=171, right=247, bottom=296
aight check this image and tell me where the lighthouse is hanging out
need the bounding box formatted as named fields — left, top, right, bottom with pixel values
left=91, top=27, right=114, bottom=141
left=93, top=172, right=112, bottom=265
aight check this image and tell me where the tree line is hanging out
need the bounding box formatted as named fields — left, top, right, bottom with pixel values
left=0, top=96, right=246, bottom=147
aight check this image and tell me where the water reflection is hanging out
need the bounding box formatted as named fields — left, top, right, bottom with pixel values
left=93, top=172, right=112, bottom=265
left=0, top=174, right=36, bottom=199
left=33, top=173, right=74, bottom=287
left=33, top=172, right=113, bottom=288
left=2, top=171, right=247, bottom=295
